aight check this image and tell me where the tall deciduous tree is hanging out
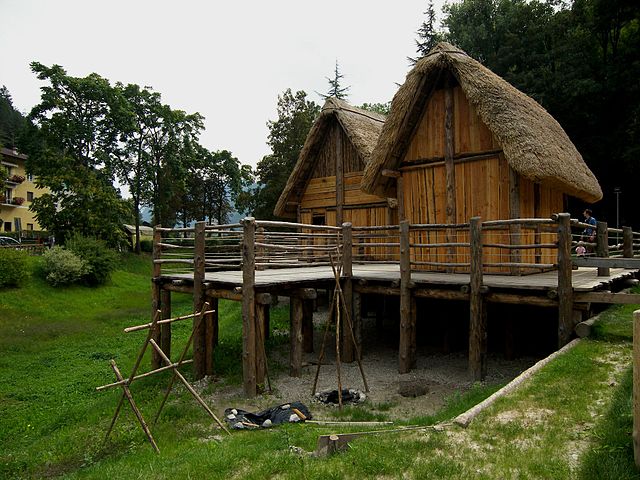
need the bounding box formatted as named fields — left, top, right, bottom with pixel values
left=25, top=63, right=131, bottom=246
left=0, top=86, right=27, bottom=149
left=240, top=89, right=319, bottom=219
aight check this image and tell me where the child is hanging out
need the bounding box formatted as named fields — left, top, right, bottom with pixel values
left=576, top=241, right=586, bottom=256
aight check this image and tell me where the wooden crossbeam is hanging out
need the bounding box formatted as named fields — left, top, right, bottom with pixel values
left=572, top=257, right=640, bottom=269
left=574, top=292, right=640, bottom=304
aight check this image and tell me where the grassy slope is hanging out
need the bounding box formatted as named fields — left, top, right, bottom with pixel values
left=0, top=255, right=637, bottom=479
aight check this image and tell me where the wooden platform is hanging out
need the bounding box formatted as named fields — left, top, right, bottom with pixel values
left=164, top=264, right=636, bottom=293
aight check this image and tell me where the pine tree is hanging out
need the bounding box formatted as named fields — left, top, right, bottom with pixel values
left=319, top=60, right=350, bottom=100
left=408, top=1, right=442, bottom=65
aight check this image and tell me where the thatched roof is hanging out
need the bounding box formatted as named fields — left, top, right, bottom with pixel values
left=274, top=97, right=386, bottom=218
left=362, top=42, right=602, bottom=203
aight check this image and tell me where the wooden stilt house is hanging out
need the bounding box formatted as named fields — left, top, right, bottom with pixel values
left=362, top=42, right=603, bottom=273
left=274, top=98, right=392, bottom=227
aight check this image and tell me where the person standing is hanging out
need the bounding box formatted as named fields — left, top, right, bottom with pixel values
left=582, top=209, right=597, bottom=245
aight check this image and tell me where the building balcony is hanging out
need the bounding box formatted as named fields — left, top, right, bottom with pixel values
left=5, top=175, right=25, bottom=186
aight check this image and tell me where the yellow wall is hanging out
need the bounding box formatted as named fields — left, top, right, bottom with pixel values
left=1, top=149, right=49, bottom=233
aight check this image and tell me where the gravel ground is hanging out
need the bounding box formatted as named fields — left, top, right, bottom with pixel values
left=202, top=303, right=539, bottom=421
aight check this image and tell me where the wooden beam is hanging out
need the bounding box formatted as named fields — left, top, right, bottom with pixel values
left=399, top=220, right=413, bottom=373
left=572, top=257, right=640, bottom=269
left=381, top=169, right=401, bottom=178
left=574, top=292, right=640, bottom=304
left=336, top=124, right=344, bottom=227
left=241, top=217, right=257, bottom=397
left=468, top=217, right=486, bottom=381
left=290, top=296, right=304, bottom=377
left=444, top=85, right=456, bottom=267
left=193, top=221, right=207, bottom=379
left=255, top=301, right=267, bottom=387
left=342, top=222, right=354, bottom=362
left=557, top=213, right=574, bottom=347
left=624, top=226, right=634, bottom=258
left=597, top=221, right=610, bottom=277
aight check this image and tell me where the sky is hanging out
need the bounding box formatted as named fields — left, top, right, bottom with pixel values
left=1, top=0, right=447, bottom=169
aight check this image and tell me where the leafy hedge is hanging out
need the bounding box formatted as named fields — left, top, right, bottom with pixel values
left=65, top=235, right=117, bottom=286
left=0, top=248, right=28, bottom=287
left=41, top=247, right=87, bottom=286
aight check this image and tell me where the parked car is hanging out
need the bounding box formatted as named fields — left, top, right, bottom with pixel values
left=0, top=236, right=21, bottom=246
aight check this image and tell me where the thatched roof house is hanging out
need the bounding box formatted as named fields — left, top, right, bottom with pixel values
left=274, top=98, right=388, bottom=226
left=362, top=42, right=602, bottom=204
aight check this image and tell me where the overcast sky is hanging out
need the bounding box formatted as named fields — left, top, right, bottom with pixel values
left=1, top=0, right=447, bottom=168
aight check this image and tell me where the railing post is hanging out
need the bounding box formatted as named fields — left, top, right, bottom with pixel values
left=399, top=220, right=414, bottom=373
left=341, top=222, right=355, bottom=362
left=469, top=217, right=486, bottom=381
left=241, top=217, right=257, bottom=397
left=596, top=221, right=610, bottom=277
left=151, top=225, right=163, bottom=370
left=624, top=226, right=634, bottom=258
left=193, top=221, right=207, bottom=379
left=557, top=213, right=574, bottom=347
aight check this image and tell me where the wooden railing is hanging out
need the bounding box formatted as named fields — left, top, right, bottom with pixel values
left=152, top=215, right=640, bottom=279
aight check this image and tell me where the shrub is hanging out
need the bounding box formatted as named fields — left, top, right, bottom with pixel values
left=0, top=247, right=28, bottom=287
left=66, top=234, right=118, bottom=286
left=41, top=247, right=87, bottom=286
left=140, top=239, right=153, bottom=253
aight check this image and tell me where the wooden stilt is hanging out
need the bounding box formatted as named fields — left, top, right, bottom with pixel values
left=290, top=297, right=304, bottom=377
left=469, top=217, right=487, bottom=381
left=151, top=227, right=163, bottom=370
left=341, top=222, right=355, bottom=362
left=193, top=221, right=207, bottom=379
left=160, top=289, right=172, bottom=360
left=399, top=220, right=413, bottom=373
left=241, top=217, right=257, bottom=397
left=557, top=213, right=574, bottom=347
left=204, top=296, right=216, bottom=376
left=596, top=221, right=610, bottom=277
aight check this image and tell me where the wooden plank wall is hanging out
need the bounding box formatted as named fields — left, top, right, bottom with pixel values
left=400, top=84, right=564, bottom=274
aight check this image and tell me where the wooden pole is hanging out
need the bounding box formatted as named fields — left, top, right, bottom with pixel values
left=160, top=289, right=172, bottom=361
left=633, top=310, right=640, bottom=467
left=151, top=226, right=163, bottom=370
left=399, top=220, right=413, bottom=373
left=290, top=296, right=304, bottom=377
left=336, top=124, right=344, bottom=227
left=204, top=295, right=217, bottom=376
left=302, top=299, right=314, bottom=353
left=508, top=167, right=521, bottom=275
left=444, top=85, right=456, bottom=267
left=241, top=217, right=257, bottom=397
left=341, top=222, right=355, bottom=362
left=469, top=217, right=487, bottom=381
left=557, top=213, right=574, bottom=347
left=596, top=221, right=610, bottom=277
left=193, top=221, right=207, bottom=379
left=624, top=226, right=634, bottom=258
left=255, top=302, right=267, bottom=388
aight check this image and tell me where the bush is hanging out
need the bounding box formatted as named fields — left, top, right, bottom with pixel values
left=0, top=247, right=28, bottom=287
left=41, top=247, right=87, bottom=286
left=140, top=239, right=153, bottom=253
left=65, top=235, right=117, bottom=286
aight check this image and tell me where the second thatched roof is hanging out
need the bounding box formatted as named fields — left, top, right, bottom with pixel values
left=274, top=97, right=386, bottom=218
left=362, top=42, right=602, bottom=203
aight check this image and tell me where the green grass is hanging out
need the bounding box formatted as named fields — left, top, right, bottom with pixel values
left=1, top=255, right=637, bottom=479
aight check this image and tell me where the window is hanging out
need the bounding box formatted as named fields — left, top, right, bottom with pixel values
left=312, top=214, right=326, bottom=226
left=27, top=223, right=34, bottom=231
left=27, top=173, right=33, bottom=182
left=3, top=222, right=11, bottom=232
left=27, top=191, right=34, bottom=202
left=4, top=188, right=11, bottom=203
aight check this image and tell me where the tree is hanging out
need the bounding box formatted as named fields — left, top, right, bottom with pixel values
left=319, top=60, right=350, bottom=100
left=408, top=1, right=443, bottom=65
left=240, top=89, right=319, bottom=219
left=0, top=86, right=27, bottom=149
left=359, top=102, right=391, bottom=115
left=25, top=63, right=131, bottom=246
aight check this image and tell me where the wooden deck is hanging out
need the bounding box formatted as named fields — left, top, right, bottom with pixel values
left=165, top=264, right=636, bottom=293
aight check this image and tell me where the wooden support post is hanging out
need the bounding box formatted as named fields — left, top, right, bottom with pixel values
left=204, top=296, right=218, bottom=376
left=353, top=291, right=362, bottom=360
left=341, top=222, right=355, bottom=363
left=256, top=226, right=265, bottom=270
left=255, top=302, right=267, bottom=387
left=469, top=217, right=487, bottom=381
left=193, top=221, right=207, bottom=379
left=290, top=296, right=304, bottom=377
left=151, top=226, right=163, bottom=370
left=241, top=217, right=257, bottom=397
left=399, top=220, right=414, bottom=373
left=557, top=213, right=574, bottom=347
left=624, top=226, right=634, bottom=258
left=509, top=167, right=521, bottom=275
left=397, top=176, right=405, bottom=222
left=597, top=221, right=610, bottom=277
left=336, top=125, right=344, bottom=227
left=633, top=310, right=640, bottom=468
left=302, top=299, right=314, bottom=353
left=160, top=289, right=172, bottom=361
left=444, top=85, right=456, bottom=267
